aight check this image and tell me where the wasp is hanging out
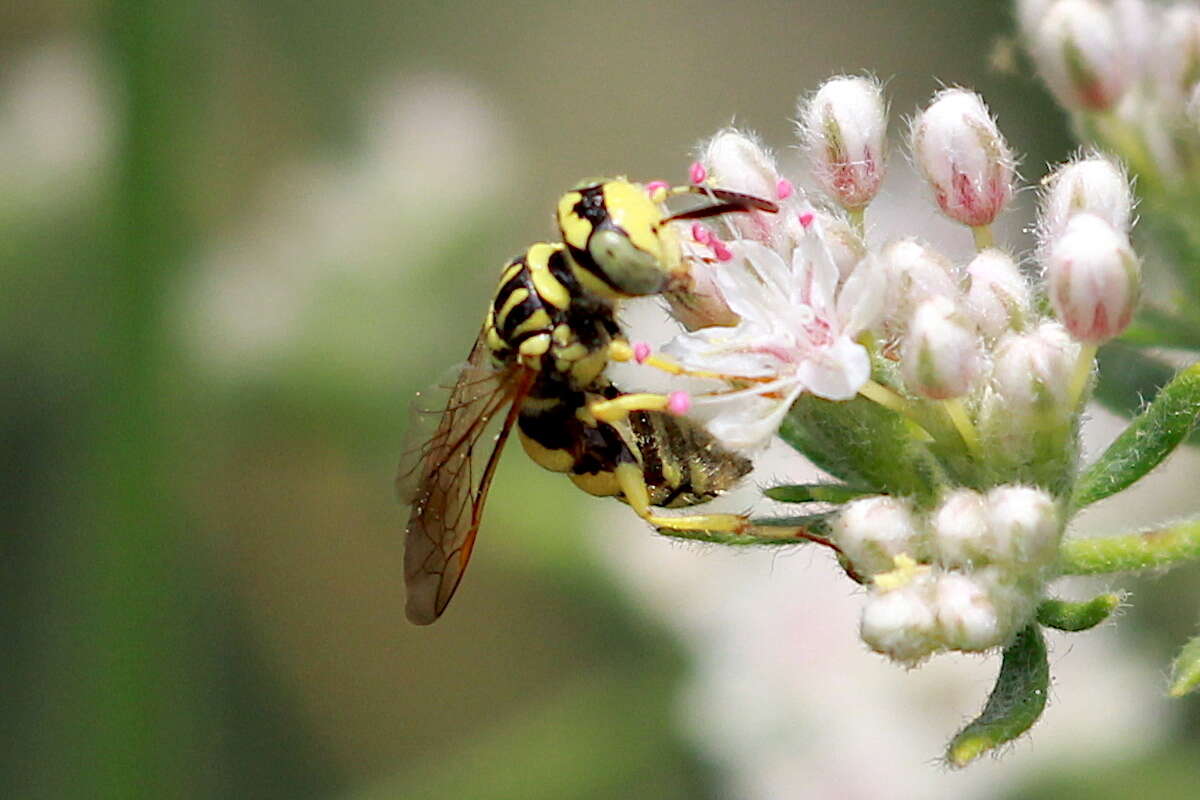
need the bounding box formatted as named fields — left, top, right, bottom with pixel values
left=398, top=178, right=778, bottom=624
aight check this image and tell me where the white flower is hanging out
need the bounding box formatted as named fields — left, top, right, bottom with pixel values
left=664, top=210, right=885, bottom=449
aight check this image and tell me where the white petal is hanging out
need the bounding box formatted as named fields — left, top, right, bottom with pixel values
left=663, top=323, right=783, bottom=377
left=837, top=254, right=887, bottom=335
left=795, top=219, right=842, bottom=315
left=705, top=391, right=799, bottom=450
left=794, top=336, right=871, bottom=400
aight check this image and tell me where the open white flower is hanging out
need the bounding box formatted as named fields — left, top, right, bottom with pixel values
left=663, top=210, right=885, bottom=449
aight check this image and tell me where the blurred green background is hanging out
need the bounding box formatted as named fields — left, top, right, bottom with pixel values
left=5, top=0, right=1200, bottom=797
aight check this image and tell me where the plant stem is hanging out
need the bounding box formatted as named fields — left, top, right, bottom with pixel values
left=1059, top=517, right=1200, bottom=575
left=972, top=225, right=994, bottom=250
left=942, top=398, right=983, bottom=460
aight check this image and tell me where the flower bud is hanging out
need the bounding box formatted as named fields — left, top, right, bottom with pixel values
left=833, top=495, right=923, bottom=577
left=799, top=75, right=888, bottom=210
left=934, top=572, right=1003, bottom=651
left=879, top=238, right=959, bottom=332
left=930, top=489, right=992, bottom=569
left=910, top=89, right=1014, bottom=227
left=1038, top=154, right=1133, bottom=243
left=901, top=295, right=983, bottom=400
left=990, top=321, right=1079, bottom=417
left=985, top=485, right=1061, bottom=570
left=1045, top=213, right=1140, bottom=344
left=700, top=129, right=786, bottom=245
left=1158, top=5, right=1200, bottom=102
left=1029, top=0, right=1130, bottom=111
left=861, top=574, right=939, bottom=664
left=965, top=248, right=1032, bottom=339
left=664, top=253, right=740, bottom=330
left=808, top=208, right=867, bottom=281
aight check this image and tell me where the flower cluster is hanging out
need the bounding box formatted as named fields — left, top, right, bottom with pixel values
left=842, top=487, right=1058, bottom=663
left=647, top=77, right=1142, bottom=674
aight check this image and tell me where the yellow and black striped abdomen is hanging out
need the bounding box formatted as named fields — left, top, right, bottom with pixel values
left=517, top=381, right=751, bottom=509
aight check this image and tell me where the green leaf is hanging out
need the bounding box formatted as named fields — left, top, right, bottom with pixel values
left=947, top=625, right=1049, bottom=768
left=780, top=393, right=941, bottom=503
left=1059, top=517, right=1200, bottom=575
left=1036, top=594, right=1120, bottom=632
left=1169, top=635, right=1200, bottom=697
left=763, top=483, right=875, bottom=504
left=1073, top=362, right=1200, bottom=509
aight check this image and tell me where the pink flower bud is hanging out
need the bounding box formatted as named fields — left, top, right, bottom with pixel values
left=799, top=75, right=888, bottom=210
left=1038, top=153, right=1133, bottom=241
left=910, top=89, right=1014, bottom=228
left=664, top=255, right=740, bottom=330
left=900, top=295, right=983, bottom=399
left=1029, top=0, right=1130, bottom=111
left=1045, top=213, right=1140, bottom=344
left=700, top=128, right=784, bottom=244
left=880, top=238, right=959, bottom=332
left=965, top=249, right=1032, bottom=339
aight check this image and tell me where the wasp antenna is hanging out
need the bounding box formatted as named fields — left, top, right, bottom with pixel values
left=662, top=195, right=780, bottom=223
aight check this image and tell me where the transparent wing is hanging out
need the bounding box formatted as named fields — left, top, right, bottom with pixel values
left=397, top=333, right=533, bottom=624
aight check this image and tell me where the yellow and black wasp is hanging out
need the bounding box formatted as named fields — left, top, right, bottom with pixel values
left=398, top=178, right=777, bottom=624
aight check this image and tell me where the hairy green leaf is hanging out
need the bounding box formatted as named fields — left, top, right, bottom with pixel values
left=947, top=625, right=1049, bottom=768
left=1169, top=635, right=1200, bottom=697
left=1059, top=518, right=1200, bottom=575
left=763, top=483, right=875, bottom=504
left=1073, top=362, right=1200, bottom=509
left=1036, top=594, right=1120, bottom=632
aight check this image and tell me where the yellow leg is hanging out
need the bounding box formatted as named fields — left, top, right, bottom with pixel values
left=614, top=463, right=749, bottom=533
left=590, top=393, right=674, bottom=422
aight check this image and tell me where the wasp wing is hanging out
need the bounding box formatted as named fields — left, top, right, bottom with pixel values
left=397, top=334, right=533, bottom=624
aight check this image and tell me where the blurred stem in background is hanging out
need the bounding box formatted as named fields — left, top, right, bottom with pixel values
left=49, top=1, right=218, bottom=795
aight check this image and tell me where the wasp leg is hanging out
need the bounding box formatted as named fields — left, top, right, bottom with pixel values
left=613, top=462, right=750, bottom=533
left=589, top=392, right=678, bottom=423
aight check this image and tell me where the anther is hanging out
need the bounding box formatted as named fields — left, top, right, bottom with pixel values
left=633, top=342, right=652, bottom=364
left=667, top=391, right=692, bottom=415
left=776, top=178, right=794, bottom=200
left=688, top=161, right=708, bottom=184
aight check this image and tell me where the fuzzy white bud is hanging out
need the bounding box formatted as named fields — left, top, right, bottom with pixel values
left=1039, top=154, right=1133, bottom=241
left=910, top=89, right=1014, bottom=228
left=1029, top=0, right=1130, bottom=111
left=833, top=496, right=923, bottom=577
left=965, top=248, right=1032, bottom=339
left=934, top=572, right=1004, bottom=651
left=1045, top=213, right=1140, bottom=344
left=901, top=295, right=983, bottom=400
left=985, top=485, right=1061, bottom=570
left=930, top=489, right=993, bottom=569
left=800, top=75, right=888, bottom=210
left=861, top=574, right=939, bottom=664
left=990, top=321, right=1080, bottom=416
left=880, top=238, right=959, bottom=332
left=700, top=128, right=786, bottom=244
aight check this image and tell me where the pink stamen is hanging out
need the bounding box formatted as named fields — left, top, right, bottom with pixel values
left=667, top=391, right=692, bottom=415
left=688, top=161, right=708, bottom=184
left=776, top=178, right=794, bottom=200
left=691, top=223, right=713, bottom=245
left=798, top=211, right=815, bottom=229
left=633, top=341, right=652, bottom=364
left=712, top=240, right=733, bottom=262
left=645, top=180, right=669, bottom=196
